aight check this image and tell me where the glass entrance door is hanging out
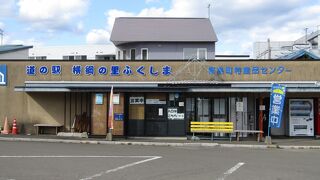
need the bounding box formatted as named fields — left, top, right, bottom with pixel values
left=197, top=98, right=210, bottom=122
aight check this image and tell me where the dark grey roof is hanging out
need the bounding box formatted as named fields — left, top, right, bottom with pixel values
left=110, top=17, right=218, bottom=45
left=0, top=45, right=33, bottom=54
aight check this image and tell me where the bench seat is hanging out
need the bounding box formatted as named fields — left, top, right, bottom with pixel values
left=190, top=122, right=234, bottom=141
left=233, top=130, right=264, bottom=142
left=34, top=124, right=63, bottom=135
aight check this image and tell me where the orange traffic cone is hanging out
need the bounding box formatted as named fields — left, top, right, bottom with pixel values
left=1, top=117, right=9, bottom=134
left=12, top=118, right=17, bottom=135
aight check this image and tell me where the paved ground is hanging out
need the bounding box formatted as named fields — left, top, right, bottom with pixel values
left=0, top=141, right=320, bottom=180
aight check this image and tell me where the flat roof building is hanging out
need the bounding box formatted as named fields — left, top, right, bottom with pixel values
left=0, top=45, right=33, bottom=60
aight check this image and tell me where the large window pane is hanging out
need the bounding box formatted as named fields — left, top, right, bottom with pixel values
left=183, top=48, right=197, bottom=60
left=197, top=48, right=207, bottom=59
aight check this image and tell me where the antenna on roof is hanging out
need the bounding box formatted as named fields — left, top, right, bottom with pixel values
left=304, top=27, right=308, bottom=44
left=0, top=29, right=3, bottom=45
left=207, top=3, right=211, bottom=20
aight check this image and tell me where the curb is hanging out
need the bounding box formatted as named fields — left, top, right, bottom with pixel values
left=0, top=137, right=319, bottom=149
left=0, top=137, right=219, bottom=147
left=219, top=144, right=275, bottom=149
left=278, top=145, right=320, bottom=150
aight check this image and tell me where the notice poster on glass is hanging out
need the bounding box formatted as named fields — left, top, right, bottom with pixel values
left=168, top=108, right=184, bottom=120
left=95, top=94, right=103, bottom=105
left=158, top=108, right=163, bottom=116
left=113, top=94, right=120, bottom=104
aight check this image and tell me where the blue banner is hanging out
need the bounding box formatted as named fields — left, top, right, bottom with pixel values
left=269, top=83, right=286, bottom=128
left=0, top=64, right=7, bottom=86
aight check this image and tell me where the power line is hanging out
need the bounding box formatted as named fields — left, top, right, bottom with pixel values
left=0, top=29, right=3, bottom=45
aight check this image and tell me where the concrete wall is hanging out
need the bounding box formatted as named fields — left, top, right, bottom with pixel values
left=0, top=49, right=29, bottom=59
left=116, top=42, right=215, bottom=60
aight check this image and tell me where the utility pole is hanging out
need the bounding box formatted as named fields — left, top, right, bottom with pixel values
left=317, top=25, right=320, bottom=50
left=0, top=29, right=3, bottom=45
left=268, top=38, right=271, bottom=59
left=207, top=4, right=211, bottom=20
left=304, top=27, right=308, bottom=44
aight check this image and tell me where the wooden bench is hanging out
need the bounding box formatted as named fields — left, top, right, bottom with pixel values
left=233, top=130, right=264, bottom=142
left=34, top=124, right=63, bottom=135
left=190, top=122, right=234, bottom=141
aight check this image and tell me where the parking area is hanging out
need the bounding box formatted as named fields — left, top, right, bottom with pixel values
left=0, top=141, right=320, bottom=180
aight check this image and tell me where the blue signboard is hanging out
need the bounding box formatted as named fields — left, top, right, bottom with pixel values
left=114, top=113, right=124, bottom=121
left=269, top=83, right=286, bottom=128
left=0, top=64, right=7, bottom=86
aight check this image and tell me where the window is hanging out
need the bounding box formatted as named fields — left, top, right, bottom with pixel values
left=130, top=49, right=136, bottom=60
left=213, top=98, right=226, bottom=115
left=68, top=56, right=74, bottom=60
left=62, top=55, right=86, bottom=60
left=183, top=48, right=197, bottom=60
left=197, top=48, right=207, bottom=59
left=141, top=48, right=148, bottom=60
left=75, top=55, right=87, bottom=60
left=183, top=48, right=207, bottom=60
left=117, top=51, right=121, bottom=60
left=35, top=56, right=47, bottom=60
left=123, top=50, right=126, bottom=60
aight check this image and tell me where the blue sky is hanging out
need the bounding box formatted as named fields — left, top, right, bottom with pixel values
left=0, top=0, right=320, bottom=55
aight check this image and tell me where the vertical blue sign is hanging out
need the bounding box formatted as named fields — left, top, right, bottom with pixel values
left=269, top=83, right=286, bottom=128
left=0, top=64, right=7, bottom=86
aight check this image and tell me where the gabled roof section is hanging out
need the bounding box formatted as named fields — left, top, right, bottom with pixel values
left=278, top=49, right=320, bottom=60
left=0, top=45, right=33, bottom=54
left=110, top=17, right=218, bottom=46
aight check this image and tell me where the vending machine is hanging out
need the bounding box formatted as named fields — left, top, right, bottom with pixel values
left=289, top=99, right=314, bottom=136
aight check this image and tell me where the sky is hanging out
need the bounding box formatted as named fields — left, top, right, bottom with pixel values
left=0, top=0, right=320, bottom=56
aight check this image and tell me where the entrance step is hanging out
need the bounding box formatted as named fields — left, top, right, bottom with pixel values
left=128, top=136, right=187, bottom=141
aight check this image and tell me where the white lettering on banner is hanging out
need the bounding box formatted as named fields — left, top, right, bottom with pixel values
left=270, top=116, right=279, bottom=126
left=273, top=94, right=282, bottom=105
left=271, top=104, right=281, bottom=115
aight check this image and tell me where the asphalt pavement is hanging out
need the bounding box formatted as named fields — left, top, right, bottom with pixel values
left=0, top=141, right=320, bottom=180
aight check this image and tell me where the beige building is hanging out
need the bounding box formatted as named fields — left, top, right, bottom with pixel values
left=1, top=60, right=320, bottom=138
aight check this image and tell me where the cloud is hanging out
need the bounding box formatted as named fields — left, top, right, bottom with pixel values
left=0, top=22, right=4, bottom=29
left=86, top=29, right=110, bottom=44
left=145, top=0, right=160, bottom=3
left=0, top=0, right=16, bottom=17
left=17, top=0, right=89, bottom=32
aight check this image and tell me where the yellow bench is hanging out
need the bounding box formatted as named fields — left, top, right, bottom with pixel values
left=190, top=121, right=234, bottom=141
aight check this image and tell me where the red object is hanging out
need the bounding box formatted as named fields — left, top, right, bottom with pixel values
left=12, top=118, right=18, bottom=135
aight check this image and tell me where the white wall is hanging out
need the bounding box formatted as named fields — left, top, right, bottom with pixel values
left=29, top=44, right=116, bottom=60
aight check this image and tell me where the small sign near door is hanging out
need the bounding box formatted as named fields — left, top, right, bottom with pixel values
left=146, top=99, right=166, bottom=105
left=168, top=108, right=184, bottom=120
left=259, top=105, right=266, bottom=111
left=236, top=102, right=244, bottom=112
left=129, top=97, right=144, bottom=104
